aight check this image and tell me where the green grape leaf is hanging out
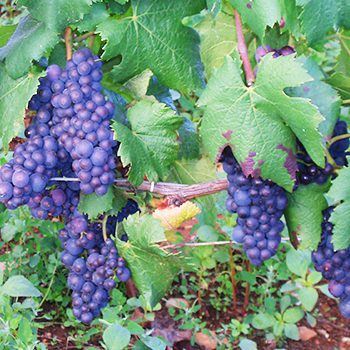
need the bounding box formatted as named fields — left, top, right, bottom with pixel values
left=18, top=0, right=93, bottom=31
left=198, top=54, right=325, bottom=192
left=327, top=73, right=350, bottom=101
left=300, top=0, right=350, bottom=46
left=117, top=214, right=193, bottom=307
left=0, top=64, right=43, bottom=150
left=285, top=183, right=329, bottom=250
left=327, top=31, right=350, bottom=101
left=122, top=69, right=154, bottom=100
left=169, top=157, right=217, bottom=184
left=112, top=100, right=183, bottom=186
left=230, top=0, right=298, bottom=39
left=97, top=0, right=206, bottom=92
left=0, top=15, right=58, bottom=78
left=76, top=2, right=109, bottom=32
left=178, top=118, right=200, bottom=160
left=192, top=10, right=236, bottom=79
left=286, top=57, right=341, bottom=138
left=78, top=186, right=115, bottom=220
left=0, top=25, right=16, bottom=47
left=335, top=31, right=350, bottom=75
left=327, top=165, right=350, bottom=250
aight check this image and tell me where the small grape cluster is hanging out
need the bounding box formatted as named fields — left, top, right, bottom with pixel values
left=255, top=45, right=295, bottom=63
left=116, top=199, right=140, bottom=222
left=296, top=144, right=334, bottom=185
left=222, top=148, right=288, bottom=265
left=59, top=213, right=131, bottom=324
left=312, top=207, right=350, bottom=318
left=296, top=119, right=349, bottom=186
left=329, top=120, right=349, bottom=166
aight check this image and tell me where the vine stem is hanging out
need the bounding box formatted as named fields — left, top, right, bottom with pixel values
left=328, top=133, right=350, bottom=146
left=64, top=27, right=73, bottom=61
left=50, top=177, right=228, bottom=203
left=74, top=31, right=94, bottom=42
left=343, top=99, right=350, bottom=105
left=162, top=241, right=232, bottom=249
left=233, top=8, right=255, bottom=86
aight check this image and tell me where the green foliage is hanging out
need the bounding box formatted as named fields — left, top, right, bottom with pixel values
left=113, top=100, right=183, bottom=186
left=97, top=0, right=206, bottom=92
left=285, top=183, right=329, bottom=249
left=78, top=186, right=115, bottom=220
left=327, top=165, right=350, bottom=249
left=300, top=0, right=350, bottom=46
left=190, top=9, right=236, bottom=79
left=0, top=64, right=43, bottom=150
left=117, top=214, right=193, bottom=308
left=230, top=0, right=298, bottom=39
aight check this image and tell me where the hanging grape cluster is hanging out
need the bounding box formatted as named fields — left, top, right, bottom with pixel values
left=0, top=48, right=139, bottom=324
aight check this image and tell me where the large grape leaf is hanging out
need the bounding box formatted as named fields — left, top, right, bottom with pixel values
left=286, top=57, right=341, bottom=138
left=0, top=64, right=43, bottom=150
left=230, top=0, right=298, bottom=39
left=0, top=15, right=58, bottom=78
left=300, top=0, right=350, bottom=46
left=97, top=0, right=206, bottom=92
left=112, top=100, right=183, bottom=186
left=18, top=0, right=93, bottom=31
left=192, top=10, right=236, bottom=79
left=327, top=165, right=350, bottom=250
left=198, top=54, right=325, bottom=192
left=117, top=214, right=193, bottom=307
left=284, top=183, right=329, bottom=250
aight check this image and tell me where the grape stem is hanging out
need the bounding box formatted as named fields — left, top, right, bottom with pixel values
left=328, top=133, right=350, bottom=146
left=162, top=241, right=232, bottom=249
left=74, top=32, right=94, bottom=42
left=64, top=27, right=73, bottom=61
left=50, top=177, right=229, bottom=204
left=101, top=214, right=108, bottom=242
left=232, top=7, right=255, bottom=86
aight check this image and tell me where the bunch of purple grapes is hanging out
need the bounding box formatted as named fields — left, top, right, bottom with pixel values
left=312, top=207, right=350, bottom=318
left=116, top=199, right=140, bottom=222
left=296, top=120, right=349, bottom=186
left=59, top=213, right=131, bottom=324
left=329, top=120, right=349, bottom=166
left=222, top=148, right=288, bottom=265
left=49, top=49, right=117, bottom=196
left=255, top=45, right=295, bottom=63
left=296, top=144, right=333, bottom=185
